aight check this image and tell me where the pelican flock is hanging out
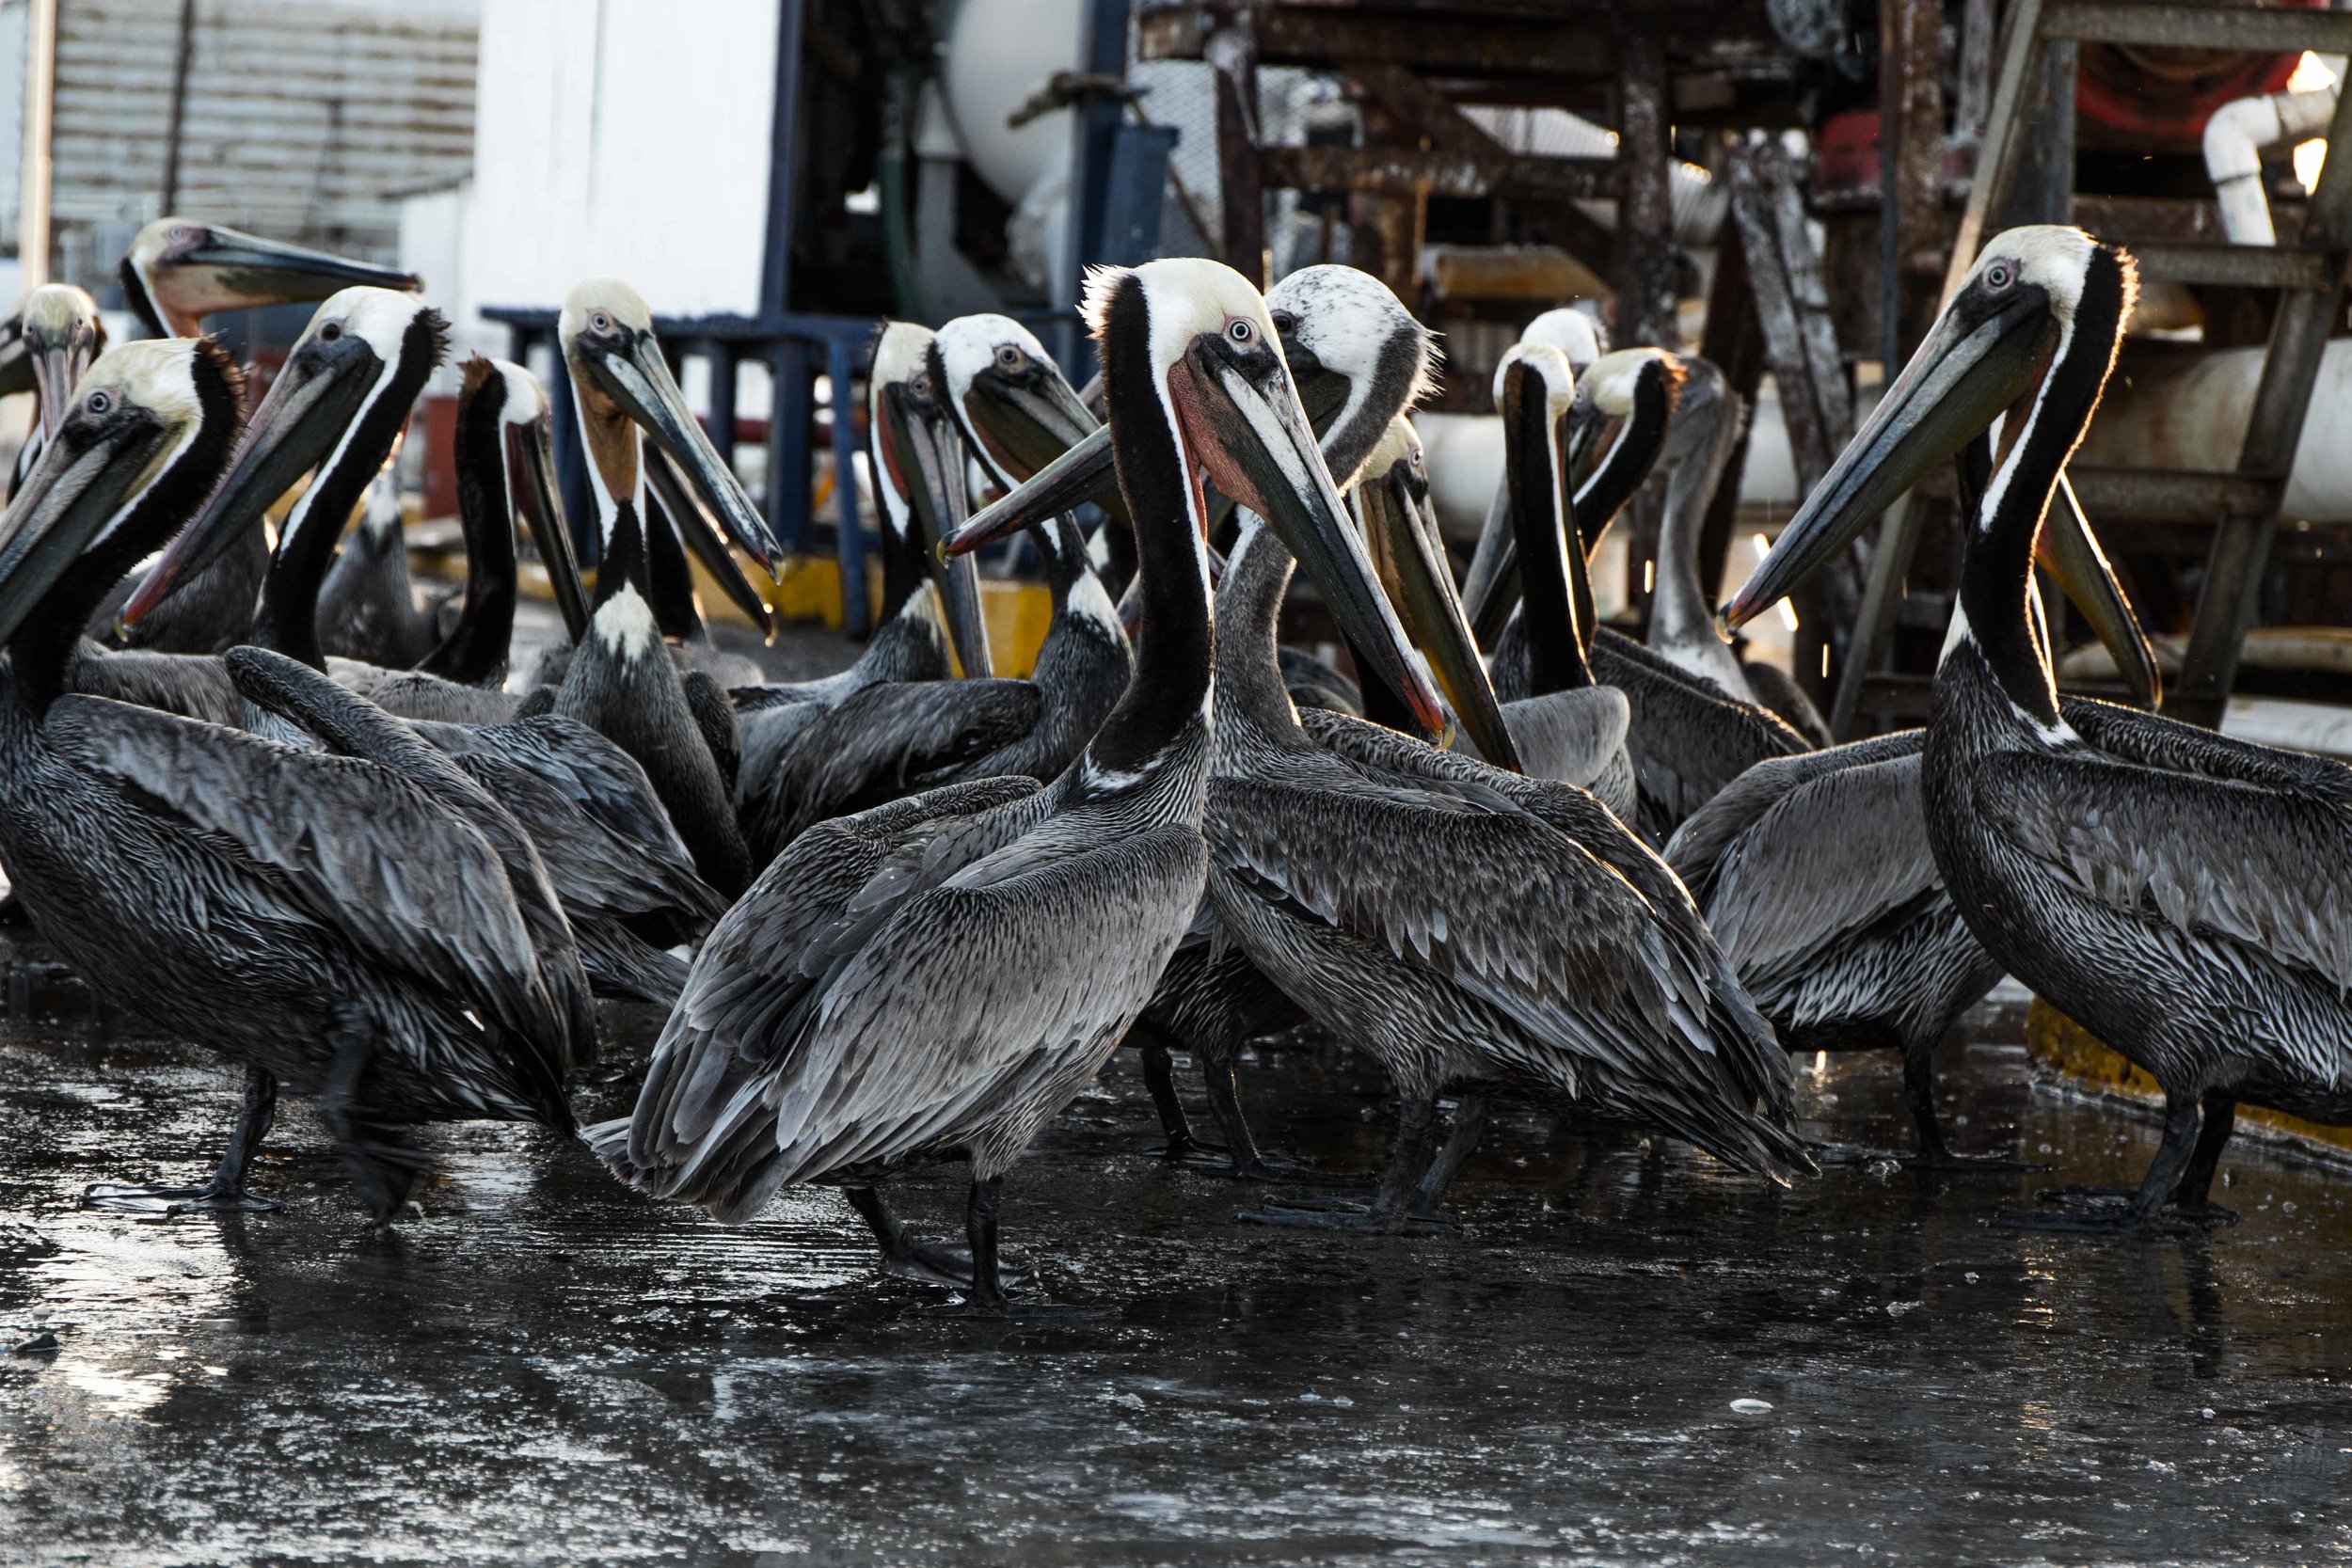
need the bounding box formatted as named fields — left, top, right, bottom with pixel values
left=0, top=204, right=2342, bottom=1318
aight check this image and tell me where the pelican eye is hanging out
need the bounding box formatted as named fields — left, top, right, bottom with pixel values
left=590, top=309, right=616, bottom=335
left=1269, top=310, right=1297, bottom=335
left=1985, top=261, right=2015, bottom=290
left=318, top=322, right=342, bottom=342
left=911, top=372, right=933, bottom=398
left=1227, top=318, right=1255, bottom=346
left=995, top=344, right=1022, bottom=370
left=85, top=389, right=112, bottom=414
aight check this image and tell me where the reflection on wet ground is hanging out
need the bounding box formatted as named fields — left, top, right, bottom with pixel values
left=5, top=981, right=2352, bottom=1565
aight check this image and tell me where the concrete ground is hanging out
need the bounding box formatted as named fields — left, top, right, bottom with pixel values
left=4, top=974, right=2352, bottom=1565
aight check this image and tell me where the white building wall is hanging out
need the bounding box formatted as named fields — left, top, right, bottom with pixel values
left=455, top=0, right=779, bottom=322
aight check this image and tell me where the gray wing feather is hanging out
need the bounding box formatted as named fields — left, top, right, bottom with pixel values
left=69, top=646, right=242, bottom=726
left=1982, top=749, right=2352, bottom=1009
left=45, top=695, right=564, bottom=1069
left=752, top=678, right=1045, bottom=852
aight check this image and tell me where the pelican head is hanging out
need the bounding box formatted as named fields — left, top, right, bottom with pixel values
left=1521, top=306, right=1605, bottom=371
left=119, top=217, right=421, bottom=339
left=1565, top=346, right=1686, bottom=538
left=1078, top=255, right=1447, bottom=737
left=119, top=287, right=446, bottom=627
left=1724, top=226, right=2127, bottom=630
left=933, top=313, right=1100, bottom=488
left=868, top=320, right=990, bottom=675
left=20, top=284, right=104, bottom=443
left=453, top=355, right=591, bottom=646
left=1264, top=264, right=1437, bottom=487
left=0, top=339, right=243, bottom=650
left=560, top=277, right=780, bottom=579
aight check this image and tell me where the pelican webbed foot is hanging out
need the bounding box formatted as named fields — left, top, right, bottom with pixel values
left=848, top=1185, right=1037, bottom=1291
left=84, top=1062, right=282, bottom=1219
left=81, top=1181, right=282, bottom=1217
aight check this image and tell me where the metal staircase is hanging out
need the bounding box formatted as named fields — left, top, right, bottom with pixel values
left=1836, top=0, right=2352, bottom=731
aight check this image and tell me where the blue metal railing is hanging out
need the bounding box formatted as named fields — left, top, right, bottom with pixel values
left=482, top=308, right=881, bottom=635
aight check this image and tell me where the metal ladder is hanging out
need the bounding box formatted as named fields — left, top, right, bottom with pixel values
left=1835, top=0, right=2352, bottom=732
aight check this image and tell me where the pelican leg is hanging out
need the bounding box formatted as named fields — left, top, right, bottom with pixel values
left=918, top=1177, right=1105, bottom=1321
left=2166, top=1094, right=2240, bottom=1226
left=1402, top=1092, right=1489, bottom=1227
left=1238, top=1095, right=1448, bottom=1231
left=1140, top=1041, right=1215, bottom=1159
left=1198, top=1054, right=1366, bottom=1186
left=1898, top=1036, right=2046, bottom=1174
left=848, top=1185, right=1036, bottom=1290
left=315, top=1008, right=428, bottom=1226
left=84, top=1062, right=284, bottom=1216
left=2002, top=1091, right=2222, bottom=1232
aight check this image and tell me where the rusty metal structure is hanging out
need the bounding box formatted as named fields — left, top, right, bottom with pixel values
left=1134, top=0, right=2352, bottom=736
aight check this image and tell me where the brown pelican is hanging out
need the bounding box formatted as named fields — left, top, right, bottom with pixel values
left=731, top=321, right=1000, bottom=858
left=1724, top=225, right=2352, bottom=1229
left=596, top=258, right=1441, bottom=1310
left=1201, top=508, right=1808, bottom=1230
left=548, top=278, right=786, bottom=897
left=120, top=302, right=719, bottom=1005
left=1639, top=356, right=1831, bottom=747
left=6, top=284, right=104, bottom=499
left=948, top=264, right=1488, bottom=1181
left=0, top=339, right=585, bottom=1221
left=111, top=219, right=422, bottom=656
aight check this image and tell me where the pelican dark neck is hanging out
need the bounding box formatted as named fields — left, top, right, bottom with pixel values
left=873, top=504, right=926, bottom=626
left=1957, top=252, right=2127, bottom=731
left=257, top=319, right=440, bottom=670
left=116, top=260, right=170, bottom=340
left=1212, top=519, right=1305, bottom=745
left=1572, top=367, right=1671, bottom=553
left=1649, top=388, right=1748, bottom=690
left=1504, top=378, right=1592, bottom=695
left=11, top=377, right=243, bottom=708
left=642, top=490, right=705, bottom=641
left=418, top=392, right=520, bottom=684
left=1084, top=287, right=1215, bottom=773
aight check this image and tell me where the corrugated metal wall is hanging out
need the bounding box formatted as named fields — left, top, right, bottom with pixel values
left=48, top=0, right=475, bottom=274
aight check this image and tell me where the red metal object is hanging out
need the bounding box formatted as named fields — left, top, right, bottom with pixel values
left=2075, top=0, right=2318, bottom=151
left=419, top=394, right=458, bottom=520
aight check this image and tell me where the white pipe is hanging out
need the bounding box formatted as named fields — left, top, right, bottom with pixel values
left=2204, top=78, right=2340, bottom=245
left=17, top=0, right=54, bottom=288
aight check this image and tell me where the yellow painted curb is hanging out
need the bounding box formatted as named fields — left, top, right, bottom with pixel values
left=2026, top=998, right=2352, bottom=1159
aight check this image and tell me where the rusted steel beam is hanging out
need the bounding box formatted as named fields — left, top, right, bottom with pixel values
left=2043, top=1, right=2352, bottom=54
left=2131, top=244, right=2334, bottom=292
left=1258, top=144, right=1613, bottom=201
left=2067, top=466, right=2279, bottom=521
left=1726, top=148, right=1832, bottom=488
left=1615, top=31, right=1677, bottom=352
left=1206, top=12, right=1265, bottom=286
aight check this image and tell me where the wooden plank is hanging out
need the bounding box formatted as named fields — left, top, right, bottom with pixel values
left=1943, top=0, right=2045, bottom=304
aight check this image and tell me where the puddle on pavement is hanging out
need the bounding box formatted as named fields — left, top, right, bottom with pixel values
left=4, top=976, right=2351, bottom=1564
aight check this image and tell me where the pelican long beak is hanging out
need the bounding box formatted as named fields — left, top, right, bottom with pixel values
left=506, top=410, right=591, bottom=644
left=2040, top=471, right=2160, bottom=709
left=178, top=227, right=421, bottom=307
left=1359, top=448, right=1522, bottom=769
left=0, top=318, right=33, bottom=401
left=943, top=422, right=1118, bottom=553
left=573, top=329, right=781, bottom=578
left=644, top=443, right=777, bottom=641
left=35, top=340, right=94, bottom=443
left=876, top=380, right=991, bottom=677
left=960, top=363, right=1117, bottom=499
left=118, top=331, right=381, bottom=626
left=1173, top=339, right=1450, bottom=742
left=1724, top=288, right=2050, bottom=631
left=0, top=409, right=169, bottom=645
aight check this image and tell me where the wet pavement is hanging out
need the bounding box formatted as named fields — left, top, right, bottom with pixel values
left=6, top=974, right=2352, bottom=1566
